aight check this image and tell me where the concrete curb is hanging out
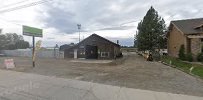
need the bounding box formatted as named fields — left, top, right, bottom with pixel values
left=159, top=61, right=203, bottom=80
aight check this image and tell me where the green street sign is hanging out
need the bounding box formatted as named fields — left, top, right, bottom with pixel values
left=23, top=25, right=43, bottom=37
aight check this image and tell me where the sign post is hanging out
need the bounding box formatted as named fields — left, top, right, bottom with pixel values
left=32, top=36, right=35, bottom=67
left=23, top=25, right=43, bottom=67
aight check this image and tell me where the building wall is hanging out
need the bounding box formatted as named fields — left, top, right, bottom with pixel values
left=79, top=35, right=121, bottom=59
left=168, top=25, right=186, bottom=57
left=191, top=38, right=201, bottom=56
left=64, top=35, right=121, bottom=59
left=64, top=49, right=74, bottom=58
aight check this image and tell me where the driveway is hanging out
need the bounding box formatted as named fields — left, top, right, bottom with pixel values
left=0, top=52, right=203, bottom=97
left=0, top=69, right=203, bottom=100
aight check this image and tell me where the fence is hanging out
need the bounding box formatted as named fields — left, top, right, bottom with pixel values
left=1, top=49, right=64, bottom=58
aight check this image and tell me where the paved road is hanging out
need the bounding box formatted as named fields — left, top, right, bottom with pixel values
left=0, top=69, right=203, bottom=100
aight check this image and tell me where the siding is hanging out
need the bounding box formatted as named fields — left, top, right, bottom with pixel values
left=191, top=38, right=201, bottom=56
left=64, top=34, right=121, bottom=59
left=168, top=25, right=186, bottom=57
left=78, top=35, right=119, bottom=59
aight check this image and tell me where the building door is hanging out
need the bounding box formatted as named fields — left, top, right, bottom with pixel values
left=85, top=45, right=98, bottom=59
left=74, top=49, right=77, bottom=59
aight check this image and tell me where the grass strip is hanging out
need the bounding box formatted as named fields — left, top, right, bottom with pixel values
left=161, top=56, right=203, bottom=79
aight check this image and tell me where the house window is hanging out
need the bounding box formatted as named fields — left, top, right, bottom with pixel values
left=187, top=38, right=191, bottom=53
left=101, top=52, right=109, bottom=57
left=201, top=39, right=203, bottom=52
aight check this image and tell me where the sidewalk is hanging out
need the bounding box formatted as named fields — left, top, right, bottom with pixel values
left=0, top=69, right=202, bottom=100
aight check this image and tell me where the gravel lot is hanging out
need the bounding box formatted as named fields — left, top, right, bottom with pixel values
left=0, top=52, right=203, bottom=97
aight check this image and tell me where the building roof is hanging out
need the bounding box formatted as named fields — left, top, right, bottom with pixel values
left=59, top=44, right=71, bottom=51
left=59, top=43, right=75, bottom=51
left=78, top=34, right=120, bottom=47
left=170, top=18, right=203, bottom=34
left=65, top=34, right=120, bottom=50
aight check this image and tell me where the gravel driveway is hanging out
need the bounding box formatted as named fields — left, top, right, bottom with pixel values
left=0, top=52, right=203, bottom=97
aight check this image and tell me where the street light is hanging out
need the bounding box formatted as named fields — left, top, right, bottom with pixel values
left=77, top=24, right=81, bottom=43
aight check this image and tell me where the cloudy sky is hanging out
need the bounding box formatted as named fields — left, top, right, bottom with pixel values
left=0, top=0, right=202, bottom=47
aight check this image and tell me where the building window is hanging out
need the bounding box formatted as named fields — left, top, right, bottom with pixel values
left=79, top=49, right=85, bottom=55
left=79, top=45, right=84, bottom=48
left=201, top=39, right=203, bottom=52
left=101, top=52, right=109, bottom=57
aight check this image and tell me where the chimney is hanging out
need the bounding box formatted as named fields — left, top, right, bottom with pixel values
left=117, top=40, right=119, bottom=44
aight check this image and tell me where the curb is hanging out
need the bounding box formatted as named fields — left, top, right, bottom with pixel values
left=159, top=61, right=203, bottom=80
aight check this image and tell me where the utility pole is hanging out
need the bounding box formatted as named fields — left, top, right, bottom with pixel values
left=77, top=24, right=81, bottom=43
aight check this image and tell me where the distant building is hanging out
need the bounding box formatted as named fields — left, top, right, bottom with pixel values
left=59, top=43, right=75, bottom=51
left=64, top=34, right=122, bottom=59
left=167, top=18, right=203, bottom=58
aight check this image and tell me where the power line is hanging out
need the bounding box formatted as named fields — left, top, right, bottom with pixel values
left=0, top=0, right=49, bottom=13
left=0, top=0, right=53, bottom=14
left=0, top=0, right=54, bottom=26
left=0, top=16, right=22, bottom=26
left=0, top=0, right=30, bottom=10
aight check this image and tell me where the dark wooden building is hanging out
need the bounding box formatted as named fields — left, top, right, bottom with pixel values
left=59, top=43, right=75, bottom=51
left=64, top=34, right=121, bottom=59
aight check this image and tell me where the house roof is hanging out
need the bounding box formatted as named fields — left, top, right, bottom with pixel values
left=78, top=34, right=120, bottom=47
left=170, top=18, right=203, bottom=34
left=65, top=34, right=120, bottom=50
left=59, top=44, right=72, bottom=51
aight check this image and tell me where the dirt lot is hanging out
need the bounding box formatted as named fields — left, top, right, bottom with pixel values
left=0, top=52, right=203, bottom=97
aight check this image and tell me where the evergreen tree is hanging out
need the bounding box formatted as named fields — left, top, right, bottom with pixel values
left=136, top=6, right=166, bottom=51
left=0, top=33, right=29, bottom=50
left=178, top=44, right=185, bottom=60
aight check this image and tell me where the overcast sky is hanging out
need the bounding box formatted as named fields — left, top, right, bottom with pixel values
left=0, top=0, right=203, bottom=47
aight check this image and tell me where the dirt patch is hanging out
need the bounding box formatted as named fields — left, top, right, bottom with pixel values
left=0, top=52, right=203, bottom=97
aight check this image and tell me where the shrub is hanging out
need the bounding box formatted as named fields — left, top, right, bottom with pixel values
left=178, top=44, right=185, bottom=60
left=152, top=51, right=161, bottom=61
left=185, top=53, right=193, bottom=62
left=197, top=53, right=203, bottom=62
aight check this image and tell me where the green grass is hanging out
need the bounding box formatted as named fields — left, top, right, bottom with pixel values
left=192, top=65, right=203, bottom=78
left=161, top=56, right=203, bottom=79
